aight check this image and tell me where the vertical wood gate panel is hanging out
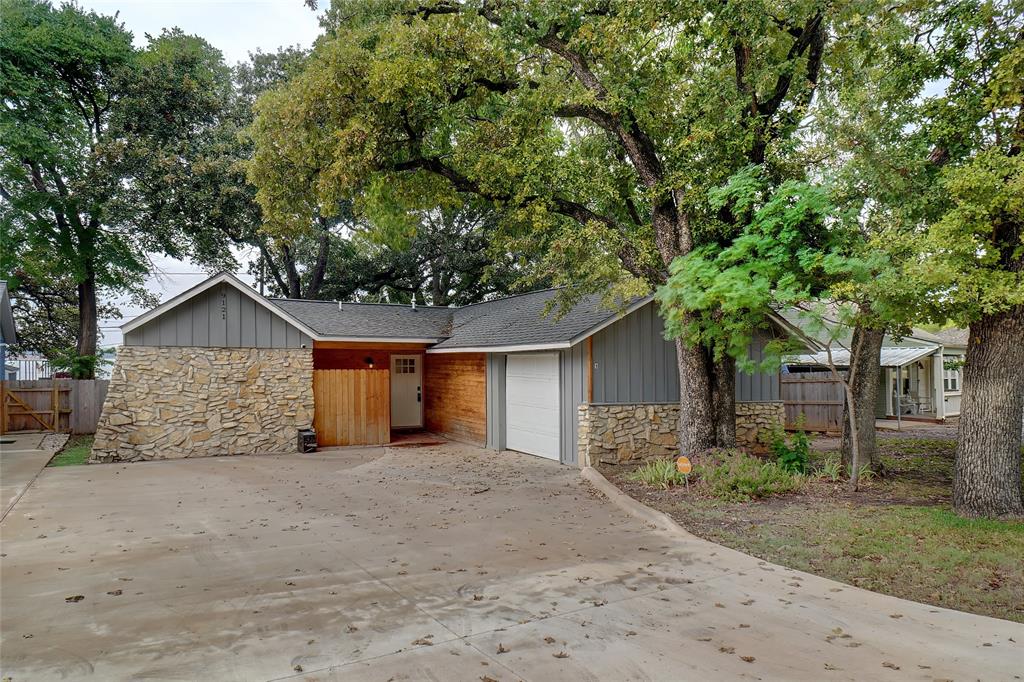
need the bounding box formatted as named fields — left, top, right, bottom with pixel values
left=1, top=380, right=110, bottom=434
left=781, top=372, right=844, bottom=432
left=313, top=369, right=390, bottom=446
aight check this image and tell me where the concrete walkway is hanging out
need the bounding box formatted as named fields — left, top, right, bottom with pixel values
left=0, top=432, right=58, bottom=520
left=0, top=444, right=1020, bottom=681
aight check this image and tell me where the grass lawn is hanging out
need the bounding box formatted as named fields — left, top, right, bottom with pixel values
left=602, top=435, right=1024, bottom=623
left=48, top=435, right=94, bottom=466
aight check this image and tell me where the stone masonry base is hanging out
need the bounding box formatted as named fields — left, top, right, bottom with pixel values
left=578, top=401, right=785, bottom=466
left=92, top=346, right=314, bottom=462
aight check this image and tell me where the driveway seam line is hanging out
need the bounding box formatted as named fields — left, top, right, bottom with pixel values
left=1, top=453, right=51, bottom=524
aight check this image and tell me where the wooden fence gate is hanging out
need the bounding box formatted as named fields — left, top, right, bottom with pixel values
left=312, top=369, right=390, bottom=446
left=781, top=371, right=845, bottom=433
left=0, top=380, right=109, bottom=434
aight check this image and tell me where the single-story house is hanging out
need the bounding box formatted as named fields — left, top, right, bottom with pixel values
left=93, top=272, right=802, bottom=465
left=785, top=325, right=968, bottom=422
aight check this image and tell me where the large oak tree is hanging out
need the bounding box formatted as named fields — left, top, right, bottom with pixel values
left=0, top=0, right=234, bottom=375
left=250, top=0, right=849, bottom=454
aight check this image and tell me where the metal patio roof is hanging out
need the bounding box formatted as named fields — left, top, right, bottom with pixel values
left=786, top=345, right=938, bottom=369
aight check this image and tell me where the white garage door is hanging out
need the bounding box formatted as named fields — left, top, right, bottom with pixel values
left=505, top=353, right=560, bottom=461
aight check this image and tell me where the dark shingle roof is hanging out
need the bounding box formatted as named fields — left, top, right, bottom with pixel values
left=270, top=299, right=453, bottom=339
left=268, top=289, right=643, bottom=348
left=434, top=289, right=639, bottom=349
left=931, top=327, right=969, bottom=347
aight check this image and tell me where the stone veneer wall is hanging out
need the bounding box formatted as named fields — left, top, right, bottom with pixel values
left=92, top=346, right=314, bottom=462
left=577, top=401, right=785, bottom=466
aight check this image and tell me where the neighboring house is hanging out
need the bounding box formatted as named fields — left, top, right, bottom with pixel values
left=93, top=272, right=804, bottom=464
left=0, top=281, right=18, bottom=380
left=785, top=321, right=968, bottom=422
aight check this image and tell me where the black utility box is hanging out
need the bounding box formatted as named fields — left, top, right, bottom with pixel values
left=298, top=428, right=317, bottom=453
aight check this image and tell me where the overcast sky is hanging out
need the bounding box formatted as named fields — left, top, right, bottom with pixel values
left=76, top=0, right=324, bottom=345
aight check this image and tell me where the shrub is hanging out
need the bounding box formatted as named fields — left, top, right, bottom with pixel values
left=626, top=459, right=689, bottom=489
left=697, top=452, right=803, bottom=502
left=850, top=465, right=877, bottom=481
left=770, top=426, right=810, bottom=474
left=816, top=456, right=843, bottom=482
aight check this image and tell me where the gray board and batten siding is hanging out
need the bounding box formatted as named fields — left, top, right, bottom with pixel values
left=589, top=301, right=780, bottom=404
left=123, top=282, right=312, bottom=348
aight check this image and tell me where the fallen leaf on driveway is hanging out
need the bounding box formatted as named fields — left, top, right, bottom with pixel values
left=543, top=636, right=556, bottom=644
left=553, top=651, right=569, bottom=659
left=719, top=646, right=735, bottom=654
left=106, top=589, right=122, bottom=596
left=65, top=595, right=84, bottom=603
left=411, top=636, right=434, bottom=646
left=740, top=656, right=755, bottom=663
left=882, top=662, right=900, bottom=670
left=496, top=643, right=509, bottom=654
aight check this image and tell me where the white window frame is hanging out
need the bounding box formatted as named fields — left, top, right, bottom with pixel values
left=943, top=357, right=961, bottom=393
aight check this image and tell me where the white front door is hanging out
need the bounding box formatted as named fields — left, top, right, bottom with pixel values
left=390, top=354, right=422, bottom=428
left=505, top=353, right=560, bottom=461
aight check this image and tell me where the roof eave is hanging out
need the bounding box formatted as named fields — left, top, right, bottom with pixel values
left=426, top=341, right=572, bottom=354
left=318, top=336, right=444, bottom=344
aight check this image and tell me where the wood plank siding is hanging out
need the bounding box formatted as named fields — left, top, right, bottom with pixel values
left=124, top=283, right=311, bottom=348
left=314, top=347, right=424, bottom=370
left=424, top=353, right=487, bottom=445
left=312, top=369, right=390, bottom=446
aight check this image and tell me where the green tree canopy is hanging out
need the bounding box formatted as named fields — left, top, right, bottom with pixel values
left=249, top=0, right=863, bottom=452
left=0, top=0, right=236, bottom=373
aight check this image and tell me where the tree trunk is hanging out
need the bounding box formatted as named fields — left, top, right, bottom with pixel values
left=954, top=305, right=1024, bottom=518
left=305, top=225, right=330, bottom=299
left=842, top=380, right=861, bottom=492
left=281, top=244, right=302, bottom=299
left=76, top=265, right=98, bottom=379
left=842, top=324, right=884, bottom=473
left=675, top=336, right=717, bottom=456
left=713, top=354, right=737, bottom=447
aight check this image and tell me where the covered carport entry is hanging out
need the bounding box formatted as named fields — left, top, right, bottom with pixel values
left=504, top=353, right=561, bottom=460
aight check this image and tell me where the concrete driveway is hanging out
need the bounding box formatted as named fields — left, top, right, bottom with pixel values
left=1, top=443, right=1020, bottom=681
left=0, top=433, right=57, bottom=519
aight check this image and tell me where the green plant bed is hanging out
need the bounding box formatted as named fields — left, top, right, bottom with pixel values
left=48, top=435, right=94, bottom=466
left=601, top=435, right=1024, bottom=623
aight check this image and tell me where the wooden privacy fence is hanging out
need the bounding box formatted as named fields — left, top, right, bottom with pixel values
left=313, top=369, right=390, bottom=446
left=0, top=380, right=109, bottom=434
left=781, top=371, right=845, bottom=433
